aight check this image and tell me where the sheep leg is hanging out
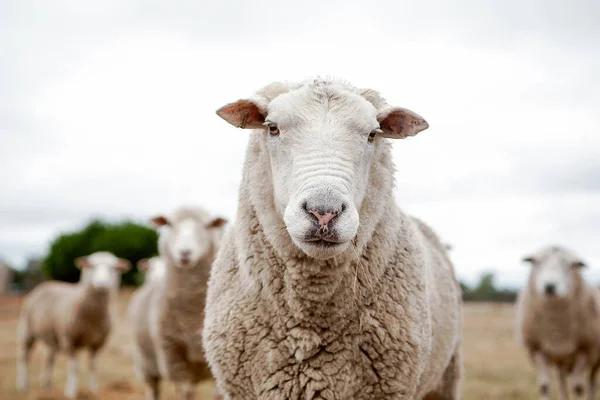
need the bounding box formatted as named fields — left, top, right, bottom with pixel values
left=532, top=352, right=552, bottom=400
left=40, top=348, right=56, bottom=388
left=571, top=354, right=589, bottom=399
left=88, top=350, right=98, bottom=392
left=132, top=343, right=161, bottom=400
left=144, top=375, right=161, bottom=400
left=589, top=365, right=599, bottom=400
left=175, top=381, right=196, bottom=400
left=16, top=337, right=34, bottom=391
left=559, top=369, right=569, bottom=400
left=64, top=354, right=79, bottom=399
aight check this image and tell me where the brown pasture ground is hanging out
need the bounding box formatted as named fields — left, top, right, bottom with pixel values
left=0, top=289, right=548, bottom=399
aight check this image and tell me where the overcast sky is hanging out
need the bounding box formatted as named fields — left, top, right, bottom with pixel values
left=2, top=0, right=599, bottom=288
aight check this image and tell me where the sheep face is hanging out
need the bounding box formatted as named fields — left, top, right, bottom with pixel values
left=76, top=251, right=130, bottom=290
left=137, top=256, right=167, bottom=283
left=523, top=246, right=587, bottom=299
left=217, top=79, right=428, bottom=260
left=152, top=212, right=227, bottom=268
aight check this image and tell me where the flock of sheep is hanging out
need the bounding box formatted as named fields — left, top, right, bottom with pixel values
left=13, top=78, right=600, bottom=400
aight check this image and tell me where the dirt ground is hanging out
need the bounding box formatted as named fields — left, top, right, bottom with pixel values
left=0, top=290, right=547, bottom=399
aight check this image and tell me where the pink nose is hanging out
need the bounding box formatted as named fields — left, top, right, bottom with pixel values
left=309, top=210, right=338, bottom=228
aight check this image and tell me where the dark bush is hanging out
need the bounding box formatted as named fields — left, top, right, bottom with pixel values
left=42, top=219, right=158, bottom=286
left=460, top=272, right=518, bottom=303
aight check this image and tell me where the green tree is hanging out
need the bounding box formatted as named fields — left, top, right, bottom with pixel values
left=461, top=272, right=518, bottom=303
left=472, top=273, right=496, bottom=301
left=43, top=219, right=158, bottom=286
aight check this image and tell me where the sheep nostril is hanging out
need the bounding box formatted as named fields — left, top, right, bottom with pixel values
left=544, top=284, right=556, bottom=296
left=309, top=209, right=338, bottom=229
left=302, top=201, right=309, bottom=212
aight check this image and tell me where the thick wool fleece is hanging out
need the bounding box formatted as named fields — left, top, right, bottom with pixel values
left=19, top=281, right=111, bottom=354
left=129, top=209, right=219, bottom=388
left=155, top=256, right=214, bottom=383
left=517, top=272, right=600, bottom=371
left=203, top=131, right=463, bottom=399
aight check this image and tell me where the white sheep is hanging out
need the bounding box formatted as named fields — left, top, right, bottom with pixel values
left=516, top=245, right=600, bottom=400
left=16, top=251, right=130, bottom=398
left=203, top=78, right=463, bottom=399
left=137, top=256, right=167, bottom=285
left=128, top=206, right=227, bottom=400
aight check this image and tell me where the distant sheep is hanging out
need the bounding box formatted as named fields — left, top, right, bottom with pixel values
left=128, top=206, right=227, bottom=400
left=137, top=256, right=167, bottom=285
left=203, top=78, right=463, bottom=399
left=16, top=251, right=130, bottom=398
left=516, top=245, right=600, bottom=400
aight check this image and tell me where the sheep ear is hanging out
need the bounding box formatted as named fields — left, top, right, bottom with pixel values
left=151, top=215, right=170, bottom=228
left=75, top=256, right=91, bottom=269
left=208, top=217, right=228, bottom=229
left=572, top=260, right=587, bottom=268
left=117, top=258, right=131, bottom=272
left=378, top=107, right=429, bottom=139
left=216, top=99, right=265, bottom=129
left=137, top=258, right=150, bottom=271
left=522, top=255, right=536, bottom=264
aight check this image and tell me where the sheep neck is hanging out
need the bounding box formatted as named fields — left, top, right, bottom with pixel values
left=164, top=257, right=212, bottom=312
left=76, top=285, right=111, bottom=321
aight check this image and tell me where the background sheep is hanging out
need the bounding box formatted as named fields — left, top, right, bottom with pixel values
left=203, top=78, right=463, bottom=399
left=128, top=206, right=227, bottom=400
left=516, top=245, right=600, bottom=400
left=137, top=256, right=167, bottom=285
left=16, top=251, right=130, bottom=398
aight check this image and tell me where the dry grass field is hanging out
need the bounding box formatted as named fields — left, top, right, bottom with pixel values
left=0, top=290, right=547, bottom=399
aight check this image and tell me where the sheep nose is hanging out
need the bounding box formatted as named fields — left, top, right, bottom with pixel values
left=303, top=193, right=347, bottom=232
left=309, top=209, right=338, bottom=229
left=180, top=250, right=192, bottom=260
left=544, top=283, right=556, bottom=296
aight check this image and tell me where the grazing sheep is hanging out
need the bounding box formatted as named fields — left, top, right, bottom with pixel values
left=137, top=256, right=167, bottom=285
left=203, top=78, right=463, bottom=399
left=128, top=206, right=227, bottom=400
left=516, top=245, right=600, bottom=400
left=16, top=251, right=130, bottom=398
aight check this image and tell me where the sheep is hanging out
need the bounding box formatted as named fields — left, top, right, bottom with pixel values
left=137, top=256, right=167, bottom=285
left=516, top=245, right=600, bottom=400
left=202, top=78, right=463, bottom=399
left=16, top=251, right=130, bottom=398
left=128, top=206, right=227, bottom=400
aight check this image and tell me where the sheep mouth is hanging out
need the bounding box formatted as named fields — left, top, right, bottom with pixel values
left=301, top=237, right=347, bottom=247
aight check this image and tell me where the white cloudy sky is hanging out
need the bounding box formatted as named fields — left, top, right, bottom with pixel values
left=2, top=0, right=599, bottom=288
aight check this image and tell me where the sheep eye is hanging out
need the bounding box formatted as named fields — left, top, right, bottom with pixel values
left=268, top=124, right=280, bottom=136
left=367, top=130, right=378, bottom=143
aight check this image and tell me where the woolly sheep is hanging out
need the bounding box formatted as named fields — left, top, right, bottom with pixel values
left=128, top=206, right=227, bottom=400
left=16, top=251, right=130, bottom=398
left=203, top=78, right=463, bottom=399
left=137, top=256, right=167, bottom=285
left=516, top=245, right=600, bottom=400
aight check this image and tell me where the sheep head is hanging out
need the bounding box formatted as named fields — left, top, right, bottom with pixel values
left=216, top=78, right=428, bottom=260
left=522, top=245, right=587, bottom=299
left=151, top=207, right=228, bottom=268
left=75, top=251, right=130, bottom=290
